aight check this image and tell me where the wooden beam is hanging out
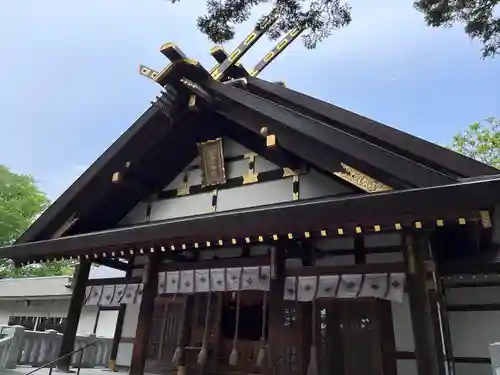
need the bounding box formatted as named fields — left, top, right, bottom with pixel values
left=86, top=276, right=142, bottom=286
left=402, top=232, right=440, bottom=375
left=109, top=262, right=134, bottom=371
left=6, top=177, right=497, bottom=261
left=286, top=262, right=406, bottom=277
left=206, top=79, right=455, bottom=187
left=129, top=254, right=160, bottom=375
left=266, top=243, right=286, bottom=375
left=57, top=260, right=91, bottom=372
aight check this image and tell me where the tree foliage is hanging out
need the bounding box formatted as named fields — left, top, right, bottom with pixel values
left=170, top=0, right=352, bottom=49
left=450, top=117, right=500, bottom=168
left=171, top=0, right=499, bottom=58
left=414, top=0, right=500, bottom=58
left=0, top=165, right=74, bottom=278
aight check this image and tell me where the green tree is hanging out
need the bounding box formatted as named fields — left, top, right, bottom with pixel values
left=450, top=117, right=500, bottom=168
left=0, top=165, right=74, bottom=278
left=414, top=0, right=500, bottom=58
left=177, top=0, right=499, bottom=58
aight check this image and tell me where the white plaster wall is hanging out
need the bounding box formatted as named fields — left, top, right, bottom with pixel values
left=397, top=359, right=417, bottom=375
left=0, top=276, right=72, bottom=298
left=119, top=137, right=355, bottom=226
left=95, top=310, right=119, bottom=337
left=445, top=286, right=500, bottom=360
left=392, top=293, right=415, bottom=352
left=116, top=304, right=140, bottom=367
left=455, top=363, right=492, bottom=375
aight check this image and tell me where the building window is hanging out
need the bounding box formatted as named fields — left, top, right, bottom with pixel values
left=8, top=316, right=66, bottom=332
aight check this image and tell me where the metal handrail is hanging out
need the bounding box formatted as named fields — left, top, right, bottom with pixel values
left=24, top=341, right=96, bottom=375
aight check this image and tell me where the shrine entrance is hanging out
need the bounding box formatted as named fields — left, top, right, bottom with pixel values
left=145, top=295, right=396, bottom=375
left=316, top=299, right=397, bottom=375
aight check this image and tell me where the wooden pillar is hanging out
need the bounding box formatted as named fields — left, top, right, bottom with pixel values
left=129, top=254, right=160, bottom=375
left=300, top=241, right=313, bottom=375
left=109, top=260, right=134, bottom=371
left=57, top=260, right=91, bottom=372
left=266, top=243, right=286, bottom=375
left=402, top=232, right=440, bottom=375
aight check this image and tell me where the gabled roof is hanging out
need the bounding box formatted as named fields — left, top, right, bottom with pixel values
left=13, top=60, right=498, bottom=248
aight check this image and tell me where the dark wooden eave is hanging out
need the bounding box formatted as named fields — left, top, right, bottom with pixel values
left=14, top=59, right=497, bottom=248
left=3, top=175, right=500, bottom=262
left=203, top=79, right=456, bottom=188
left=245, top=77, right=498, bottom=178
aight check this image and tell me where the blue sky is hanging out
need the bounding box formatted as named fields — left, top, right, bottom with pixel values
left=1, top=0, right=499, bottom=200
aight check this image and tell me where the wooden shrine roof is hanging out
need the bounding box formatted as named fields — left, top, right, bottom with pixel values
left=3, top=58, right=498, bottom=264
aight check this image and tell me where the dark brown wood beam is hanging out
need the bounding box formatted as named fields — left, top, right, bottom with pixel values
left=266, top=243, right=286, bottom=375
left=6, top=176, right=497, bottom=262
left=286, top=262, right=406, bottom=277
left=86, top=276, right=142, bottom=286
left=129, top=254, right=160, bottom=375
left=57, top=260, right=91, bottom=372
left=402, top=232, right=440, bottom=375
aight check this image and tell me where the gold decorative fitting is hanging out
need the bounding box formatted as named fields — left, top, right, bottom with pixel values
left=374, top=225, right=381, bottom=232
left=194, top=243, right=199, bottom=249
left=188, top=95, right=197, bottom=109
left=288, top=233, right=293, bottom=239
left=181, top=244, right=186, bottom=250
left=436, top=219, right=444, bottom=227
left=206, top=241, right=211, bottom=247
left=150, top=248, right=155, bottom=253
left=139, top=64, right=160, bottom=81
left=161, top=247, right=166, bottom=252
left=260, top=126, right=269, bottom=136
left=198, top=138, right=227, bottom=187
left=292, top=175, right=299, bottom=201
left=273, top=234, right=278, bottom=241
left=125, top=161, right=131, bottom=168
left=231, top=238, right=237, bottom=245
left=243, top=153, right=259, bottom=184
left=210, top=46, right=223, bottom=53
left=120, top=251, right=124, bottom=256
left=102, top=253, right=107, bottom=258
left=395, top=223, right=402, bottom=230
left=156, top=63, right=173, bottom=82
left=140, top=249, right=144, bottom=254
left=129, top=250, right=134, bottom=255
left=245, top=237, right=251, bottom=243
left=304, top=231, right=311, bottom=238
left=458, top=218, right=466, bottom=225
left=112, top=172, right=121, bottom=183
left=355, top=227, right=362, bottom=234
left=170, top=245, right=176, bottom=251
left=333, top=163, right=393, bottom=193
left=111, top=252, right=116, bottom=257
left=338, top=228, right=344, bottom=235
left=258, top=236, right=264, bottom=242
left=93, top=254, right=98, bottom=259
left=320, top=230, right=327, bottom=237
left=414, top=221, right=422, bottom=229
left=218, top=240, right=223, bottom=246
left=176, top=172, right=190, bottom=197
left=480, top=211, right=492, bottom=228
left=266, top=134, right=277, bottom=148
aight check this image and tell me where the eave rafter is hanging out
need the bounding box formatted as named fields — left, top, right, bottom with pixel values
left=4, top=178, right=498, bottom=265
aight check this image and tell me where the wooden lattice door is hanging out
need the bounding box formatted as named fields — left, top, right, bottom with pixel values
left=146, top=296, right=185, bottom=374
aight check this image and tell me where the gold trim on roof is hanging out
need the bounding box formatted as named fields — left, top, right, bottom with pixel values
left=333, top=163, right=392, bottom=193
